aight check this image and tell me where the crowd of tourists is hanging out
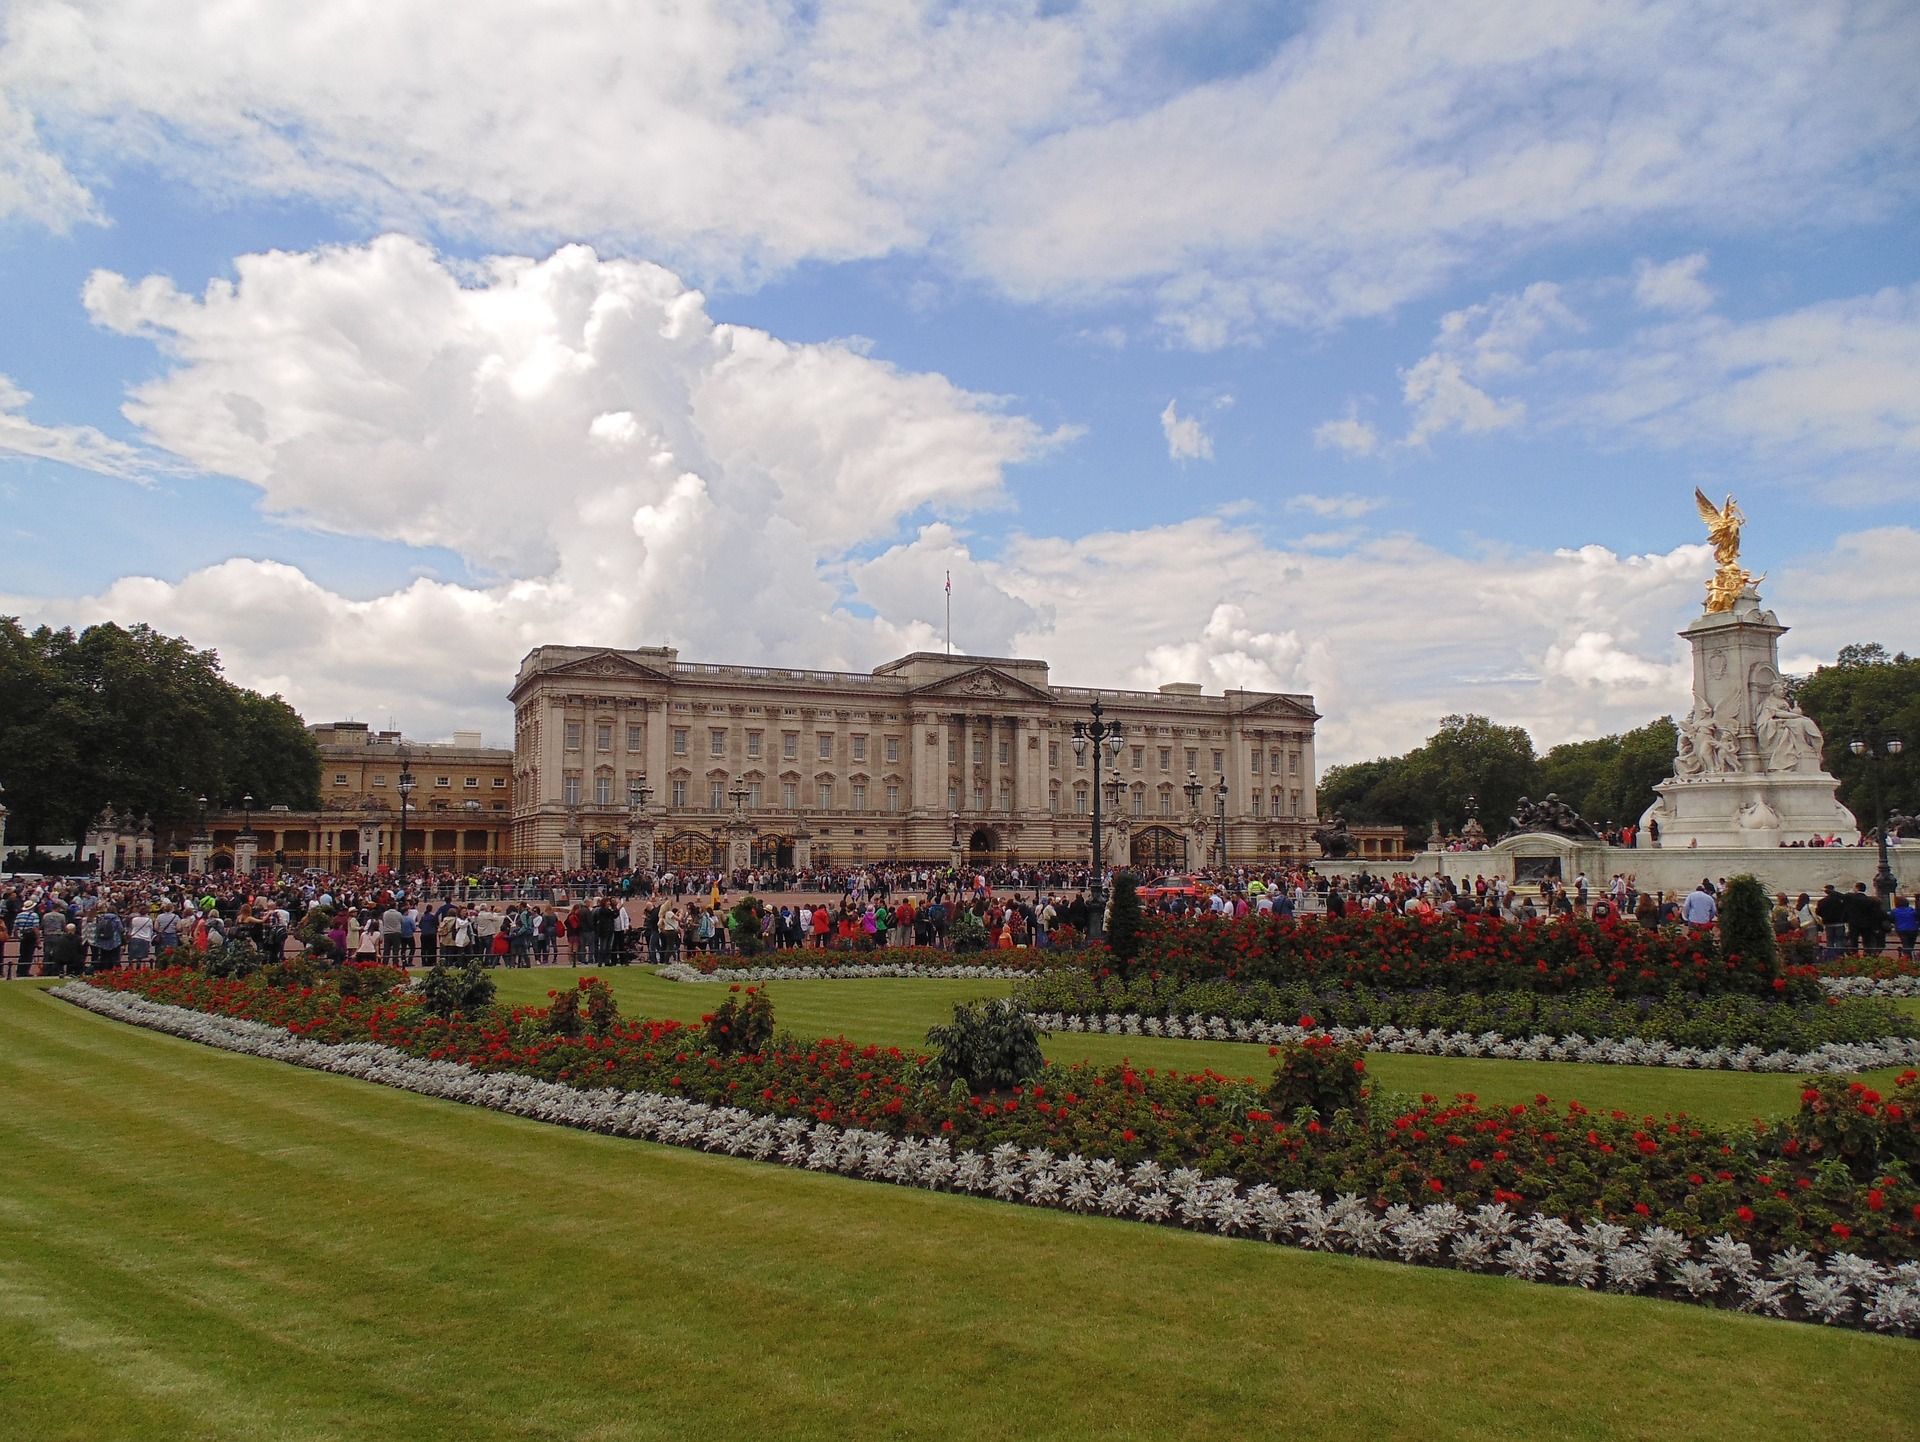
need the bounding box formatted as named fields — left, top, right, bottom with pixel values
left=1, top=856, right=1911, bottom=980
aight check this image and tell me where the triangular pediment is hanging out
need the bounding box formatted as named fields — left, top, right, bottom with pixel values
left=544, top=650, right=675, bottom=684
left=1234, top=693, right=1321, bottom=723
left=909, top=665, right=1053, bottom=703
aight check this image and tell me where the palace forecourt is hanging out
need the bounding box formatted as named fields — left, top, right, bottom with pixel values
left=509, top=646, right=1323, bottom=871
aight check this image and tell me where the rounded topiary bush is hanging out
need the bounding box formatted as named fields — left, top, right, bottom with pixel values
left=926, top=998, right=1045, bottom=1092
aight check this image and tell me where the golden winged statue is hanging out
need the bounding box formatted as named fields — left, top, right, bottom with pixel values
left=1694, top=488, right=1762, bottom=611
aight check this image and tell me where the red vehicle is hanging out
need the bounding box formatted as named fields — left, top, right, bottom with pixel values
left=1136, top=873, right=1209, bottom=904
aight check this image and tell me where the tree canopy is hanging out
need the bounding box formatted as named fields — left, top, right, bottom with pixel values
left=1318, top=714, right=1537, bottom=835
left=0, top=619, right=320, bottom=855
left=1793, top=643, right=1920, bottom=824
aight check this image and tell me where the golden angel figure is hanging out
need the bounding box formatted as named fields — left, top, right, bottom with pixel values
left=1695, top=488, right=1761, bottom=612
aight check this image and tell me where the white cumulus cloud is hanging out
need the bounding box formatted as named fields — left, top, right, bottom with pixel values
left=1160, top=399, right=1214, bottom=461
left=0, top=373, right=147, bottom=476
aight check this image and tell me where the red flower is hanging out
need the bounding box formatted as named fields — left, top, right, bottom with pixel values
left=1736, top=1205, right=1754, bottom=1223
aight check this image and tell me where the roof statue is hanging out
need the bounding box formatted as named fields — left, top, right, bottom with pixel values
left=1694, top=488, right=1764, bottom=613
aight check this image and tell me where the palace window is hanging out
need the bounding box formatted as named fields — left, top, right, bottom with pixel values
left=782, top=782, right=798, bottom=809
left=997, top=740, right=1010, bottom=764
left=948, top=737, right=958, bottom=762
left=1131, top=788, right=1145, bottom=816
left=819, top=734, right=834, bottom=760
left=1073, top=786, right=1088, bottom=814
left=746, top=731, right=762, bottom=759
left=852, top=735, right=867, bottom=762
left=596, top=723, right=613, bottom=752
left=1290, top=752, right=1300, bottom=775
left=851, top=783, right=867, bottom=810
left=1048, top=782, right=1060, bottom=812
left=670, top=780, right=687, bottom=808
left=565, top=721, right=583, bottom=751
left=949, top=783, right=960, bottom=811
left=709, top=780, right=725, bottom=810
left=885, top=784, right=900, bottom=812
left=464, top=776, right=478, bottom=788
left=1250, top=750, right=1262, bottom=774
left=435, top=775, right=451, bottom=788
left=1159, top=747, right=1171, bottom=771
left=1213, top=750, right=1224, bottom=774
left=1160, top=787, right=1173, bottom=817
left=1290, top=789, right=1302, bottom=814
left=672, top=728, right=688, bottom=756
left=1251, top=792, right=1263, bottom=817
left=972, top=738, right=985, bottom=763
left=372, top=774, right=388, bottom=787
left=563, top=775, right=581, bottom=806
left=747, top=782, right=762, bottom=808
left=1270, top=750, right=1281, bottom=776
left=627, top=724, right=643, bottom=752
left=1186, top=748, right=1198, bottom=772
left=1047, top=742, right=1058, bottom=766
left=1132, top=746, right=1144, bottom=770
left=492, top=777, right=506, bottom=788
left=973, top=783, right=986, bottom=811
left=817, top=781, right=834, bottom=809
left=333, top=773, right=348, bottom=786
left=885, top=737, right=899, bottom=764
left=998, top=780, right=1011, bottom=810
left=710, top=728, right=727, bottom=757
left=594, top=775, right=612, bottom=806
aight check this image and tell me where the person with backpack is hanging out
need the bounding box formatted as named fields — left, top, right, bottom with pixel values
left=91, top=905, right=124, bottom=972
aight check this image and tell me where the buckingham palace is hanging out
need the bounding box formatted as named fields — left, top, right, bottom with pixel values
left=508, top=645, right=1320, bottom=871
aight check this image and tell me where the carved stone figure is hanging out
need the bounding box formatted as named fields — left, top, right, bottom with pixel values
left=1753, top=680, right=1824, bottom=774
left=1673, top=708, right=1708, bottom=777
left=1311, top=814, right=1356, bottom=859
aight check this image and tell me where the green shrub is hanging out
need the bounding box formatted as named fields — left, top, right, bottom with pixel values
left=1718, top=873, right=1778, bottom=977
left=925, top=998, right=1045, bottom=1092
left=1106, top=873, right=1143, bottom=970
left=705, top=986, right=775, bottom=1055
left=420, top=960, right=496, bottom=1020
left=199, top=939, right=264, bottom=979
left=949, top=910, right=990, bottom=954
left=729, top=897, right=768, bottom=957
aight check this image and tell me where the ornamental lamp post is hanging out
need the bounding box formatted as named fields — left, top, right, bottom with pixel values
left=396, top=747, right=416, bottom=882
left=1071, top=699, right=1125, bottom=941
left=1849, top=733, right=1905, bottom=903
left=1214, top=776, right=1230, bottom=872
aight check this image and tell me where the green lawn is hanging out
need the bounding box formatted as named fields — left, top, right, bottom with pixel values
left=1, top=981, right=1914, bottom=1441
left=487, top=967, right=1915, bottom=1126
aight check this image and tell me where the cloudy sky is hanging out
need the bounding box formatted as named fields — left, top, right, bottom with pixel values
left=1, top=0, right=1916, bottom=763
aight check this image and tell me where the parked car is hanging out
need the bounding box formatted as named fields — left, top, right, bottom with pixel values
left=1137, top=874, right=1209, bottom=903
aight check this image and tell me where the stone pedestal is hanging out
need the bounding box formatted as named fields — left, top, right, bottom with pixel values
left=627, top=813, right=656, bottom=871
left=1641, top=588, right=1855, bottom=847
left=725, top=818, right=753, bottom=874
left=794, top=823, right=814, bottom=871
left=233, top=834, right=259, bottom=876
left=188, top=833, right=213, bottom=874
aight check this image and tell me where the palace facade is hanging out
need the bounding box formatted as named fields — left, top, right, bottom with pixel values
left=508, top=646, right=1320, bottom=870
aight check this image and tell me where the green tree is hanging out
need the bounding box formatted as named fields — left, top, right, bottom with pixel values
left=1318, top=714, right=1539, bottom=834
left=0, top=618, right=322, bottom=857
left=1794, top=644, right=1920, bottom=824
left=1540, top=717, right=1679, bottom=828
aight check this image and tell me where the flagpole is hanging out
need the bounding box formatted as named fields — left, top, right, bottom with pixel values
left=945, top=571, right=952, bottom=655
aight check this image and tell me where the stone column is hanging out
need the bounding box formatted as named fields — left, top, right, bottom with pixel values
left=628, top=812, right=656, bottom=871
left=188, top=832, right=213, bottom=874
left=792, top=821, right=813, bottom=870
left=233, top=832, right=259, bottom=876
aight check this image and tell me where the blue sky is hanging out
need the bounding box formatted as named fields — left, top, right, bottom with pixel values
left=1, top=1, right=1916, bottom=761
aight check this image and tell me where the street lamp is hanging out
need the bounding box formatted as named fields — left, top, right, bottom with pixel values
left=1214, top=776, right=1230, bottom=872
left=728, top=778, right=750, bottom=815
left=396, top=747, right=416, bottom=881
left=628, top=775, right=653, bottom=809
left=1070, top=699, right=1125, bottom=940
left=1849, top=733, right=1906, bottom=903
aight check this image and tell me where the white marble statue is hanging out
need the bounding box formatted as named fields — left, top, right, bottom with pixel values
left=1754, top=681, right=1824, bottom=774
left=1677, top=703, right=1739, bottom=776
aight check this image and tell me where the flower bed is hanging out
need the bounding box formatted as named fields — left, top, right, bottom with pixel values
left=685, top=946, right=1062, bottom=975
left=1013, top=970, right=1917, bottom=1057
left=1118, top=913, right=1814, bottom=999
left=1029, top=1010, right=1920, bottom=1076
left=56, top=975, right=1920, bottom=1335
